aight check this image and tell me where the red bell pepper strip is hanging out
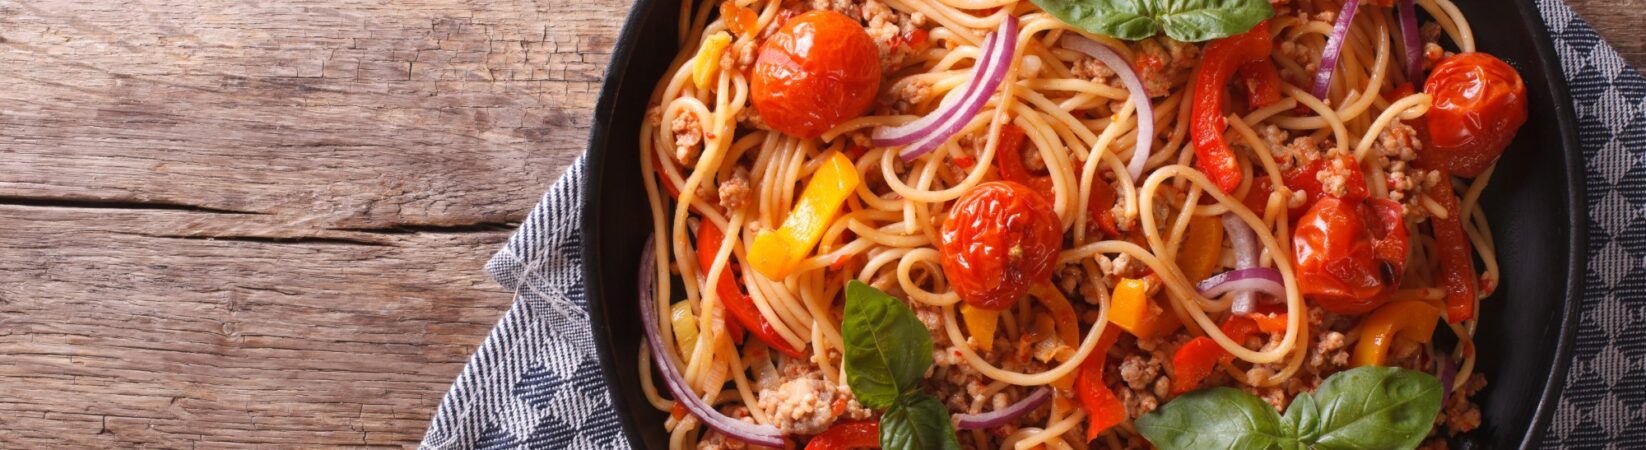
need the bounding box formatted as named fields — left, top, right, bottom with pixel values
left=1424, top=178, right=1477, bottom=323
left=995, top=124, right=1120, bottom=238
left=1075, top=327, right=1124, bottom=441
left=697, top=222, right=807, bottom=357
left=1237, top=61, right=1284, bottom=108
left=697, top=222, right=745, bottom=344
left=994, top=124, right=1054, bottom=199
left=1289, top=153, right=1370, bottom=205
left=805, top=420, right=881, bottom=450
left=1170, top=336, right=1225, bottom=394
left=1191, top=21, right=1274, bottom=194
left=1217, top=316, right=1258, bottom=365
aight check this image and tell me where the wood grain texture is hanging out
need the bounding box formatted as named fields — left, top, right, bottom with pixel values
left=0, top=0, right=1638, bottom=448
left=1568, top=0, right=1646, bottom=73
left=0, top=0, right=626, bottom=447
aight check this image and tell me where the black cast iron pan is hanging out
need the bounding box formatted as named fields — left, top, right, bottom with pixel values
left=579, top=1, right=1585, bottom=447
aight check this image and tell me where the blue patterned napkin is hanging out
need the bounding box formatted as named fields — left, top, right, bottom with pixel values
left=419, top=1, right=1646, bottom=447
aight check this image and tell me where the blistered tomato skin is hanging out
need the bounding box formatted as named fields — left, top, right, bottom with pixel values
left=1422, top=52, right=1528, bottom=178
left=1292, top=198, right=1409, bottom=315
left=939, top=181, right=1063, bottom=311
left=751, top=10, right=882, bottom=139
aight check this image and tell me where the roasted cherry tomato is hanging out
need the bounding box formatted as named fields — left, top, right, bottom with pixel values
left=1422, top=52, right=1527, bottom=177
left=751, top=10, right=881, bottom=139
left=1293, top=198, right=1409, bottom=315
left=940, top=181, right=1062, bottom=310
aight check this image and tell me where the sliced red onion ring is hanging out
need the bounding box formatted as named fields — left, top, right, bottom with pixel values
left=1059, top=35, right=1155, bottom=181
left=638, top=236, right=787, bottom=448
left=1221, top=213, right=1261, bottom=314
left=955, top=387, right=1050, bottom=430
left=1195, top=267, right=1286, bottom=302
left=875, top=15, right=1019, bottom=161
left=1311, top=0, right=1363, bottom=101
left=1398, top=0, right=1424, bottom=86
left=870, top=32, right=998, bottom=147
left=1437, top=354, right=1457, bottom=404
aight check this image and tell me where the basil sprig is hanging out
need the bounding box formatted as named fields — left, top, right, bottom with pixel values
left=842, top=281, right=959, bottom=450
left=1029, top=0, right=1274, bottom=42
left=1136, top=366, right=1444, bottom=450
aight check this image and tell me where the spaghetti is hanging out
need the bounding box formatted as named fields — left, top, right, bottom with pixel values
left=637, top=0, right=1522, bottom=448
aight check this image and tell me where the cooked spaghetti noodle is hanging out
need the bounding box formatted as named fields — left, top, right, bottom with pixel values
left=639, top=0, right=1510, bottom=447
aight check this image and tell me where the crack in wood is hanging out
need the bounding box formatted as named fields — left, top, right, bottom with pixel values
left=114, top=232, right=393, bottom=247
left=0, top=196, right=257, bottom=215
left=329, top=222, right=518, bottom=234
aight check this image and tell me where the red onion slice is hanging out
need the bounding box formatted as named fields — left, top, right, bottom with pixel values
left=870, top=32, right=999, bottom=147
left=879, top=15, right=1019, bottom=162
left=638, top=236, right=787, bottom=448
left=955, top=387, right=1051, bottom=430
left=1398, top=0, right=1424, bottom=86
left=1311, top=0, right=1363, bottom=101
left=1436, top=353, right=1456, bottom=404
left=1221, top=213, right=1262, bottom=314
left=1060, top=35, right=1155, bottom=181
left=1195, top=268, right=1286, bottom=301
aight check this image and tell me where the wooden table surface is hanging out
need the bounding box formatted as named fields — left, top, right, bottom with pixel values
left=0, top=0, right=1638, bottom=448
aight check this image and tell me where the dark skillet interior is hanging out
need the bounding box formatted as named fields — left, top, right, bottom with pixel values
left=581, top=1, right=1584, bottom=448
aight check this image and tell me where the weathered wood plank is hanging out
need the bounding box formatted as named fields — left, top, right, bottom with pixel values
left=0, top=0, right=621, bottom=229
left=0, top=205, right=517, bottom=448
left=1568, top=0, right=1646, bottom=73
left=0, top=0, right=629, bottom=447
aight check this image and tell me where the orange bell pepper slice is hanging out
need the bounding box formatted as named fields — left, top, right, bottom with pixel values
left=1249, top=312, right=1289, bottom=334
left=1106, top=278, right=1181, bottom=339
left=748, top=151, right=861, bottom=279
left=1171, top=336, right=1225, bottom=395
left=1177, top=214, right=1226, bottom=284
left=1352, top=301, right=1442, bottom=366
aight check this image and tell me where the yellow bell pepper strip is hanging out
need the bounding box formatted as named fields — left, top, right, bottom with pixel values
left=1177, top=214, right=1226, bottom=284
left=1031, top=284, right=1082, bottom=359
left=1106, top=277, right=1181, bottom=339
left=748, top=151, right=862, bottom=279
left=1353, top=301, right=1442, bottom=366
left=669, top=301, right=700, bottom=363
left=692, top=31, right=732, bottom=90
left=959, top=303, right=1000, bottom=352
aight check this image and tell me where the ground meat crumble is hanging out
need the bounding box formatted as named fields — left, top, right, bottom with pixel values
left=671, top=112, right=704, bottom=164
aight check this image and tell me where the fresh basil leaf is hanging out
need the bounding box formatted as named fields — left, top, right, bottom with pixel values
left=1135, top=387, right=1293, bottom=450
left=842, top=280, right=934, bottom=409
left=879, top=394, right=961, bottom=450
left=1308, top=366, right=1444, bottom=450
left=1153, top=0, right=1274, bottom=42
left=1281, top=390, right=1320, bottom=448
left=1029, top=0, right=1160, bottom=41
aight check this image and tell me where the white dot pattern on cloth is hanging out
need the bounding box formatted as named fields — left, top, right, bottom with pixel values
left=417, top=1, right=1646, bottom=448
